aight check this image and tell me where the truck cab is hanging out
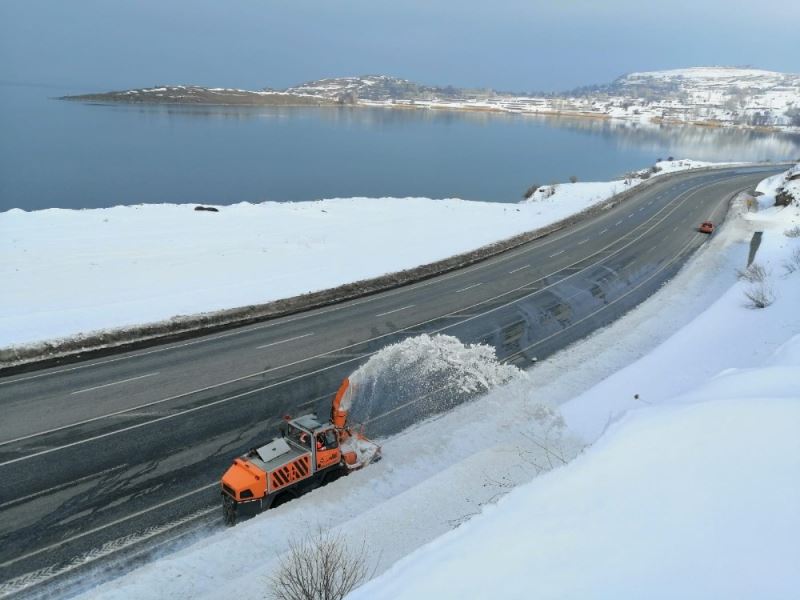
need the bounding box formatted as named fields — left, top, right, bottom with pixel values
left=286, top=415, right=342, bottom=471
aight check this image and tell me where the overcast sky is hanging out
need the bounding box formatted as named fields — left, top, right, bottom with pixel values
left=2, top=0, right=799, bottom=92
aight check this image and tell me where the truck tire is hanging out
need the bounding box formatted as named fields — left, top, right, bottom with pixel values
left=223, top=495, right=237, bottom=526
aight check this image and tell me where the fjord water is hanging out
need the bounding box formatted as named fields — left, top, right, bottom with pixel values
left=2, top=82, right=799, bottom=212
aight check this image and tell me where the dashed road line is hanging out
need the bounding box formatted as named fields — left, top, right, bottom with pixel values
left=256, top=333, right=314, bottom=350
left=375, top=305, right=414, bottom=318
left=71, top=373, right=159, bottom=396
left=0, top=483, right=218, bottom=569
left=0, top=464, right=126, bottom=510
left=0, top=175, right=746, bottom=459
left=455, top=283, right=483, bottom=293
left=508, top=265, right=530, bottom=274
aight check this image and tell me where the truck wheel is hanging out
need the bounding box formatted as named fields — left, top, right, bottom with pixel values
left=223, top=496, right=237, bottom=526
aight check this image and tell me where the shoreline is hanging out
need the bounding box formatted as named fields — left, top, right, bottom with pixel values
left=61, top=94, right=799, bottom=134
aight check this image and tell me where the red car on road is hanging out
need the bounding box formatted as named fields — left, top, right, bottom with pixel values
left=699, top=221, right=714, bottom=234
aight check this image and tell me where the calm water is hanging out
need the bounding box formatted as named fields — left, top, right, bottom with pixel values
left=2, top=82, right=799, bottom=211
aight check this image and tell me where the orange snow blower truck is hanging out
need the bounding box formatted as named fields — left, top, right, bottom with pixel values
left=220, top=377, right=381, bottom=525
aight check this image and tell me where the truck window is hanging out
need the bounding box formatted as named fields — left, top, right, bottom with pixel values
left=288, top=425, right=311, bottom=448
left=323, top=430, right=338, bottom=449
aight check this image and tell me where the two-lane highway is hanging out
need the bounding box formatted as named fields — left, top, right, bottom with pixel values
left=0, top=166, right=780, bottom=597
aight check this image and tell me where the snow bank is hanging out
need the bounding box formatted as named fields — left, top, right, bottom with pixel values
left=0, top=161, right=720, bottom=349
left=350, top=391, right=800, bottom=600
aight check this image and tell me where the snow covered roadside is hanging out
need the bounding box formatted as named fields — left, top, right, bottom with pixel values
left=0, top=159, right=722, bottom=350
left=348, top=166, right=800, bottom=598
left=351, top=395, right=800, bottom=599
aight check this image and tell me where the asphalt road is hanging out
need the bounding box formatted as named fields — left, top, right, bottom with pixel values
left=0, top=166, right=780, bottom=597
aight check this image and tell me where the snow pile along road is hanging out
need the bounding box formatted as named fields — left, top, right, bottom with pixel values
left=0, top=160, right=724, bottom=350
left=351, top=376, right=800, bottom=599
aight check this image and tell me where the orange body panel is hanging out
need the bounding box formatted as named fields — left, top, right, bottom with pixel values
left=331, top=378, right=350, bottom=429
left=316, top=448, right=341, bottom=470
left=268, top=454, right=312, bottom=493
left=221, top=458, right=267, bottom=500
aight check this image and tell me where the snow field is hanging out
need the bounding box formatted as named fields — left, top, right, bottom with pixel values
left=352, top=394, right=800, bottom=600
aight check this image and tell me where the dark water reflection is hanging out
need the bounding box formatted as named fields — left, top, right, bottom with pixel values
left=2, top=82, right=798, bottom=211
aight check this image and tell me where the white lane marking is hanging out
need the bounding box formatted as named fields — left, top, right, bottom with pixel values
left=627, top=213, right=634, bottom=219
left=0, top=176, right=748, bottom=456
left=672, top=226, right=678, bottom=231
left=0, top=464, right=126, bottom=510
left=0, top=168, right=759, bottom=387
left=577, top=239, right=589, bottom=245
left=549, top=250, right=565, bottom=258
left=70, top=372, right=159, bottom=396
left=255, top=332, right=314, bottom=350
left=615, top=220, right=623, bottom=226
left=369, top=239, right=700, bottom=425
left=0, top=505, right=218, bottom=596
left=0, top=354, right=373, bottom=467
left=638, top=207, right=645, bottom=212
left=375, top=305, right=414, bottom=318
left=509, top=265, right=530, bottom=274
left=0, top=483, right=218, bottom=569
left=599, top=229, right=609, bottom=235
left=508, top=236, right=697, bottom=359
left=455, top=282, right=483, bottom=293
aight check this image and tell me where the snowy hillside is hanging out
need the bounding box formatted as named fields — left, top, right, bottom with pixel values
left=285, top=67, right=800, bottom=129
left=64, top=67, right=800, bottom=130
left=608, top=67, right=800, bottom=127
left=283, top=75, right=468, bottom=102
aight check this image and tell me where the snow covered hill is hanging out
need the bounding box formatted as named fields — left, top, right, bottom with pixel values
left=607, top=67, right=800, bottom=127
left=283, top=74, right=469, bottom=102
left=64, top=67, right=800, bottom=130
left=278, top=68, right=800, bottom=129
